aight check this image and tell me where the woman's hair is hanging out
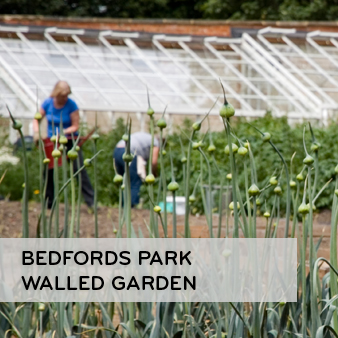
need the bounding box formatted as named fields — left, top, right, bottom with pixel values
left=50, top=81, right=71, bottom=97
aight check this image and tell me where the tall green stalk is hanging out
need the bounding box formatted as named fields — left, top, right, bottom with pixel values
left=8, top=106, right=29, bottom=238
left=223, top=118, right=239, bottom=238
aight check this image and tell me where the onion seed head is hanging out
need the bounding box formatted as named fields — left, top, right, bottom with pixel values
left=12, top=120, right=22, bottom=130
left=43, top=158, right=50, bottom=164
left=248, top=183, right=260, bottom=196
left=335, top=189, right=338, bottom=196
left=91, top=132, right=100, bottom=140
left=50, top=135, right=57, bottom=143
left=229, top=201, right=240, bottom=210
left=256, top=198, right=261, bottom=206
left=113, top=174, right=123, bottom=184
left=84, top=159, right=92, bottom=167
left=181, top=156, right=187, bottom=163
left=335, top=164, right=338, bottom=174
left=147, top=107, right=154, bottom=116
left=269, top=176, right=278, bottom=186
left=153, top=205, right=161, bottom=213
left=192, top=142, right=201, bottom=150
left=303, top=154, right=314, bottom=165
left=208, top=144, right=216, bottom=153
left=34, top=112, right=42, bottom=121
left=168, top=181, right=179, bottom=191
left=244, top=141, right=250, bottom=149
left=192, top=121, right=201, bottom=131
left=162, top=150, right=166, bottom=156
left=58, top=144, right=64, bottom=152
left=296, top=173, right=304, bottom=181
left=264, top=211, right=270, bottom=218
left=38, top=303, right=45, bottom=312
left=52, top=149, right=61, bottom=158
left=290, top=180, right=296, bottom=189
left=262, top=132, right=271, bottom=142
left=224, top=143, right=238, bottom=155
left=59, top=135, right=68, bottom=144
left=157, top=118, right=167, bottom=129
left=122, top=134, right=129, bottom=142
left=145, top=174, right=155, bottom=184
left=122, top=153, right=134, bottom=163
left=121, top=184, right=125, bottom=190
left=189, top=195, right=196, bottom=203
left=76, top=146, right=80, bottom=152
left=274, top=186, right=282, bottom=195
left=298, top=202, right=309, bottom=214
left=238, top=146, right=248, bottom=156
left=311, top=142, right=320, bottom=152
left=67, top=149, right=78, bottom=160
left=226, top=173, right=232, bottom=180
left=219, top=103, right=235, bottom=118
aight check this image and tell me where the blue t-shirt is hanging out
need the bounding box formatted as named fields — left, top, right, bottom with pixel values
left=41, top=97, right=79, bottom=138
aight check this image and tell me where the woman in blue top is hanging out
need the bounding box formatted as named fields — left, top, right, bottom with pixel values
left=33, top=81, right=94, bottom=210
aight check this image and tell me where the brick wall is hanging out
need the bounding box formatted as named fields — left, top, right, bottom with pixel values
left=1, top=15, right=338, bottom=37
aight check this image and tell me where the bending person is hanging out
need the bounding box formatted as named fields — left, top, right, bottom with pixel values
left=113, top=132, right=159, bottom=207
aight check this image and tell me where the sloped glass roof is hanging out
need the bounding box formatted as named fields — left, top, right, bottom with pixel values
left=0, top=26, right=337, bottom=123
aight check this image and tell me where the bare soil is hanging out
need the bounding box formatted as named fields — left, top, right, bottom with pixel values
left=0, top=200, right=333, bottom=276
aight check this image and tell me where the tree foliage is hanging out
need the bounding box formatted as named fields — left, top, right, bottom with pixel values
left=1, top=0, right=338, bottom=20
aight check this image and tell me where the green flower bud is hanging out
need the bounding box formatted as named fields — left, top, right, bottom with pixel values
left=67, top=149, right=78, bottom=160
left=189, top=195, right=196, bottom=203
left=58, top=144, right=64, bottom=152
left=296, top=173, right=304, bottom=181
left=208, top=144, right=216, bottom=153
left=157, top=118, right=167, bottom=129
left=12, top=120, right=22, bottom=130
left=269, top=176, right=278, bottom=186
left=256, top=198, right=261, bottom=206
left=238, top=146, right=248, bottom=156
left=84, top=159, right=92, bottom=167
left=248, top=184, right=260, bottom=196
left=224, top=143, right=238, bottom=155
left=290, top=180, right=296, bottom=189
left=52, top=149, right=61, bottom=158
left=154, top=205, right=161, bottom=213
left=264, top=211, right=270, bottom=218
left=181, top=157, right=187, bottom=163
left=226, top=173, right=232, bottom=180
left=145, top=174, right=155, bottom=184
left=50, top=135, right=57, bottom=143
left=147, top=107, right=154, bottom=116
left=303, top=155, right=314, bottom=165
left=229, top=201, right=240, bottom=210
left=311, top=142, right=320, bottom=152
left=76, top=146, right=80, bottom=152
left=122, top=153, right=134, bottom=163
left=262, top=132, right=271, bottom=142
left=219, top=103, right=235, bottom=118
left=162, top=150, right=166, bottom=156
left=59, top=135, right=68, bottom=144
left=43, top=158, right=50, bottom=164
left=38, top=303, right=45, bottom=312
left=113, top=174, right=123, bottom=184
left=192, top=121, right=201, bottom=131
left=192, top=142, right=201, bottom=150
left=122, top=134, right=129, bottom=142
left=91, top=132, right=100, bottom=140
left=168, top=181, right=179, bottom=191
left=274, top=186, right=282, bottom=195
left=34, top=112, right=42, bottom=121
left=335, top=164, right=338, bottom=174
